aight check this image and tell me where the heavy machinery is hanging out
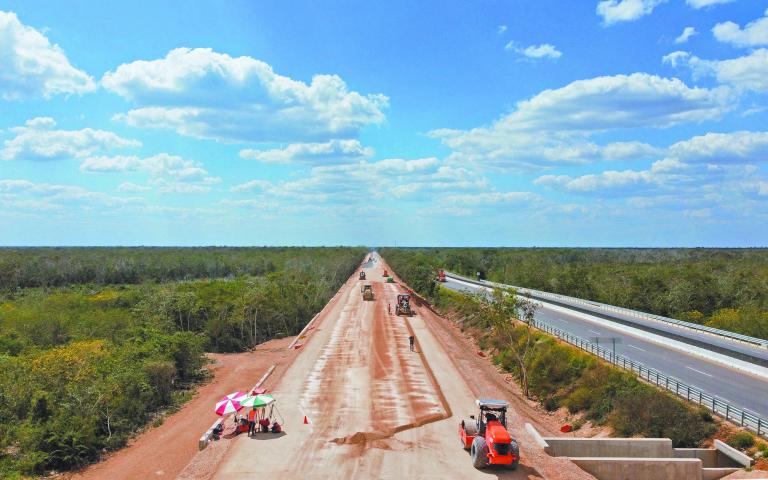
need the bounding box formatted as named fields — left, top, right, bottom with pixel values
left=361, top=284, right=374, bottom=301
left=459, top=399, right=519, bottom=470
left=395, top=293, right=412, bottom=316
left=359, top=271, right=366, bottom=280
left=438, top=269, right=446, bottom=282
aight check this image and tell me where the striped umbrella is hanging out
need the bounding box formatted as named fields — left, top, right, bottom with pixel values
left=240, top=394, right=275, bottom=408
left=214, top=391, right=247, bottom=416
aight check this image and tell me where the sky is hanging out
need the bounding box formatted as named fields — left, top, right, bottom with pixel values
left=1, top=0, right=767, bottom=247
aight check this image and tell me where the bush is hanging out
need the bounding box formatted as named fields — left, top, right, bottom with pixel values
left=727, top=431, right=756, bottom=450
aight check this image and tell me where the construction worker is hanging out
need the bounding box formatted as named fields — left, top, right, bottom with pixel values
left=409, top=335, right=415, bottom=352
left=387, top=303, right=391, bottom=315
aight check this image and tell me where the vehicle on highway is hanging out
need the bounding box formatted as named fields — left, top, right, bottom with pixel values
left=459, top=399, right=519, bottom=470
left=361, top=284, right=374, bottom=301
left=359, top=271, right=366, bottom=280
left=395, top=293, right=413, bottom=316
left=437, top=269, right=446, bottom=282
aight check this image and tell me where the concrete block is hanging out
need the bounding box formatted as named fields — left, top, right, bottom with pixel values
left=701, top=468, right=740, bottom=480
left=543, top=437, right=673, bottom=458
left=673, top=448, right=717, bottom=467
left=571, top=457, right=702, bottom=480
left=525, top=423, right=550, bottom=450
left=714, top=439, right=753, bottom=467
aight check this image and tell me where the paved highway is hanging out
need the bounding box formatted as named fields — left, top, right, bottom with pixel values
left=442, top=277, right=768, bottom=419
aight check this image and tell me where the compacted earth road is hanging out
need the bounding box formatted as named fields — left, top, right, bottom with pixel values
left=209, top=255, right=592, bottom=480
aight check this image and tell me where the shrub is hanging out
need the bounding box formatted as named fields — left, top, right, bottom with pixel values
left=727, top=431, right=756, bottom=450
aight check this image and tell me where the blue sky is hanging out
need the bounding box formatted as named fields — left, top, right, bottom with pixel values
left=1, top=0, right=767, bottom=246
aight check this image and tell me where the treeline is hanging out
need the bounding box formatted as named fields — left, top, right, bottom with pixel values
left=0, top=247, right=365, bottom=477
left=380, top=248, right=768, bottom=340
left=0, top=247, right=363, bottom=291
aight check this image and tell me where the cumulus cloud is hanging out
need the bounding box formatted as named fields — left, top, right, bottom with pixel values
left=0, top=11, right=96, bottom=100
left=81, top=153, right=220, bottom=194
left=0, top=178, right=140, bottom=208
left=535, top=170, right=654, bottom=192
left=239, top=139, right=373, bottom=164
left=596, top=0, right=665, bottom=26
left=431, top=73, right=726, bottom=171
left=505, top=41, right=562, bottom=59
left=497, top=25, right=507, bottom=34
left=712, top=9, right=768, bottom=47
left=675, top=27, right=697, bottom=44
left=686, top=0, right=734, bottom=8
left=1, top=117, right=140, bottom=161
left=667, top=131, right=768, bottom=164
left=665, top=49, right=768, bottom=92
left=102, top=48, right=388, bottom=143
left=442, top=191, right=540, bottom=205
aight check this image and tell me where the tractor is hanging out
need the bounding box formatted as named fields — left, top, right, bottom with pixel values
left=459, top=399, right=519, bottom=470
left=359, top=271, right=366, bottom=280
left=438, top=269, right=446, bottom=282
left=361, top=284, right=374, bottom=301
left=395, top=293, right=413, bottom=316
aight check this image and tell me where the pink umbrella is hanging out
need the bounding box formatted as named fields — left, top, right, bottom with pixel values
left=214, top=391, right=247, bottom=416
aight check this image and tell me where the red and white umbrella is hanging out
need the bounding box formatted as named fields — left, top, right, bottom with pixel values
left=214, top=391, right=248, bottom=416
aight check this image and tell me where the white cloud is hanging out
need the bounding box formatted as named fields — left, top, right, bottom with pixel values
left=239, top=139, right=372, bottom=164
left=0, top=11, right=96, bottom=100
left=498, top=25, right=507, bottom=34
left=80, top=153, right=209, bottom=179
left=686, top=0, right=734, bottom=9
left=117, top=182, right=150, bottom=193
left=431, top=73, right=726, bottom=171
left=535, top=170, right=654, bottom=192
left=1, top=117, right=140, bottom=161
left=713, top=8, right=768, bottom=47
left=102, top=48, right=388, bottom=143
left=665, top=49, right=768, bottom=92
left=506, top=42, right=562, bottom=59
left=442, top=191, right=540, bottom=205
left=0, top=178, right=141, bottom=208
left=675, top=27, right=698, bottom=44
left=596, top=0, right=665, bottom=26
left=667, top=131, right=768, bottom=164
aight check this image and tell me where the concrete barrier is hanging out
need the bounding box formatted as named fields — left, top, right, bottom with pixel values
left=543, top=437, right=673, bottom=458
left=571, top=457, right=703, bottom=480
left=714, top=439, right=753, bottom=467
left=525, top=423, right=549, bottom=449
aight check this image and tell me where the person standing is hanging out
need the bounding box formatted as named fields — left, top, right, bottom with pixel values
left=248, top=408, right=256, bottom=437
left=409, top=335, right=415, bottom=352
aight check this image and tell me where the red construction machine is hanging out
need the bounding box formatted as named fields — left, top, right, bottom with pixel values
left=459, top=399, right=519, bottom=470
left=437, top=269, right=446, bottom=282
left=382, top=269, right=388, bottom=277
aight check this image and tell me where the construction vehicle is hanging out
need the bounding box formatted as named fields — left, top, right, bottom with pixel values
left=459, top=399, right=519, bottom=470
left=438, top=269, right=446, bottom=282
left=395, top=294, right=412, bottom=316
left=361, top=284, right=374, bottom=301
left=359, top=271, right=366, bottom=280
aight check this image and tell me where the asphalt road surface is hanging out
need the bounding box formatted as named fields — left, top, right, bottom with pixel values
left=443, top=277, right=768, bottom=419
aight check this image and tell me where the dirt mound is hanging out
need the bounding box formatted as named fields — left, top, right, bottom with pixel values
left=331, top=412, right=446, bottom=446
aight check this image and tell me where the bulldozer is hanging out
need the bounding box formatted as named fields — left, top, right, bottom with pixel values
left=395, top=293, right=412, bottom=316
left=361, top=284, right=374, bottom=301
left=359, top=271, right=366, bottom=280
left=459, top=399, right=519, bottom=470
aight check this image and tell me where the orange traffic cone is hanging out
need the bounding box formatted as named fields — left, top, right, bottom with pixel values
left=303, top=415, right=309, bottom=424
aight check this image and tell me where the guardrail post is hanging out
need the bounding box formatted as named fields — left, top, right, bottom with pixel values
left=698, top=391, right=702, bottom=404
left=759, top=418, right=763, bottom=436
left=726, top=404, right=730, bottom=420
left=741, top=411, right=745, bottom=427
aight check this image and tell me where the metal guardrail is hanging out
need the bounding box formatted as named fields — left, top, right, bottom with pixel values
left=446, top=272, right=768, bottom=350
left=531, top=318, right=767, bottom=438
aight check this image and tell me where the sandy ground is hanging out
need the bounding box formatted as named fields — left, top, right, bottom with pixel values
left=65, top=337, right=295, bottom=480
left=206, top=255, right=593, bottom=480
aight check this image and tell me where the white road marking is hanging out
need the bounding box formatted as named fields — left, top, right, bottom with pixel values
left=589, top=330, right=602, bottom=335
left=627, top=344, right=647, bottom=352
left=686, top=366, right=713, bottom=377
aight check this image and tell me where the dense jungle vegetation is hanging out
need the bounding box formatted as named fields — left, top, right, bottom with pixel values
left=0, top=247, right=365, bottom=477
left=380, top=248, right=768, bottom=340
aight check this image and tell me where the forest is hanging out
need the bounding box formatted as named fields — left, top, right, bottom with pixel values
left=0, top=247, right=365, bottom=478
left=380, top=247, right=768, bottom=340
